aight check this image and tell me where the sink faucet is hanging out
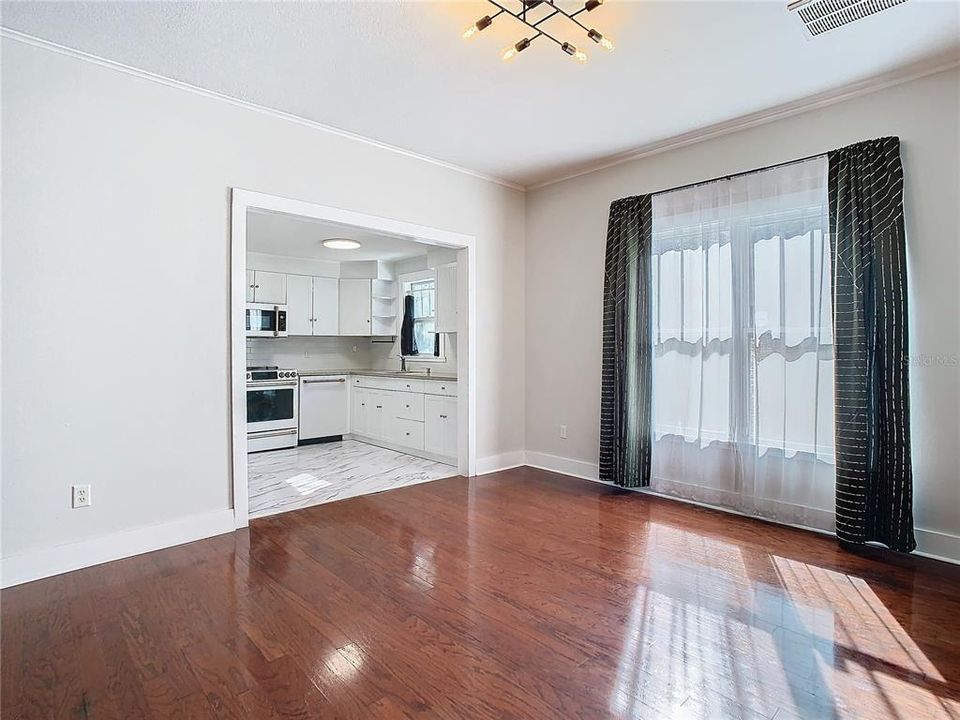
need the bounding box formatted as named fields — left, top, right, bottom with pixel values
left=397, top=355, right=407, bottom=372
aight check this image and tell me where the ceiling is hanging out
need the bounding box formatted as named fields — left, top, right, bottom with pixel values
left=247, top=210, right=430, bottom=262
left=3, top=1, right=958, bottom=187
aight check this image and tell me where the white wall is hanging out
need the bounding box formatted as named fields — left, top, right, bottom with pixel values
left=1, top=38, right=526, bottom=569
left=525, top=67, right=960, bottom=561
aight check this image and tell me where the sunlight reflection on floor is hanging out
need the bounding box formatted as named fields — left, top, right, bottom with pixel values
left=609, top=523, right=959, bottom=720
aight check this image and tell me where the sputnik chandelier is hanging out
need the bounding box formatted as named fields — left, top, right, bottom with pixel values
left=463, top=0, right=613, bottom=63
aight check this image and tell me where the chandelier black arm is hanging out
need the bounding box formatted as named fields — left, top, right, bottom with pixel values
left=485, top=0, right=566, bottom=48
left=547, top=4, right=592, bottom=34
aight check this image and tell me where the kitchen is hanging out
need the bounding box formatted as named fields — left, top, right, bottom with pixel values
left=244, top=208, right=463, bottom=518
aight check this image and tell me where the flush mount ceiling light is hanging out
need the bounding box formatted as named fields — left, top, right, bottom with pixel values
left=463, top=0, right=613, bottom=64
left=322, top=238, right=361, bottom=250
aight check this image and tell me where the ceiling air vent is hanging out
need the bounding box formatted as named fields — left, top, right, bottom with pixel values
left=788, top=0, right=909, bottom=37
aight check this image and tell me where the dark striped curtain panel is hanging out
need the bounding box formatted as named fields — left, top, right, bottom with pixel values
left=599, top=136, right=916, bottom=552
left=829, top=137, right=916, bottom=552
left=599, top=195, right=653, bottom=488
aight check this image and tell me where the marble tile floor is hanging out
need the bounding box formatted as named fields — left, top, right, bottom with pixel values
left=247, top=439, right=457, bottom=519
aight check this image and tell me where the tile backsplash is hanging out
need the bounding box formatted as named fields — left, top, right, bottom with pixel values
left=246, top=334, right=458, bottom=376
left=246, top=336, right=371, bottom=371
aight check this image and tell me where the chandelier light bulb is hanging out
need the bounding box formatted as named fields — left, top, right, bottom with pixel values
left=463, top=15, right=493, bottom=40
left=503, top=37, right=531, bottom=61
left=588, top=28, right=614, bottom=51
left=574, top=49, right=588, bottom=63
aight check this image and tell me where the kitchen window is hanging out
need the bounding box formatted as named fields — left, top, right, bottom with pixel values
left=401, top=271, right=443, bottom=359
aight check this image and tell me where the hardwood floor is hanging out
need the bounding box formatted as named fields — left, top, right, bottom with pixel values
left=3, top=467, right=959, bottom=719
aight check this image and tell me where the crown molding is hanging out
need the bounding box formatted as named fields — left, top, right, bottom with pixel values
left=4, top=27, right=958, bottom=194
left=0, top=27, right=527, bottom=192
left=527, top=54, right=960, bottom=191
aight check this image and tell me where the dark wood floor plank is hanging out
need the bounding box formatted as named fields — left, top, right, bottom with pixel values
left=4, top=468, right=960, bottom=719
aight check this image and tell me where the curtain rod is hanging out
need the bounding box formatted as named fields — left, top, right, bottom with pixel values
left=650, top=150, right=829, bottom=198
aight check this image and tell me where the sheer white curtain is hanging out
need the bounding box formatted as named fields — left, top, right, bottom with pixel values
left=650, top=157, right=836, bottom=531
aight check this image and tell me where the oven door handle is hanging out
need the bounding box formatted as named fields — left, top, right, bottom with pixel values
left=247, top=428, right=298, bottom=439
left=246, top=380, right=298, bottom=388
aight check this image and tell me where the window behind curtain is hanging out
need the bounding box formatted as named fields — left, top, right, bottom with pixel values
left=403, top=277, right=439, bottom=357
left=650, top=157, right=836, bottom=531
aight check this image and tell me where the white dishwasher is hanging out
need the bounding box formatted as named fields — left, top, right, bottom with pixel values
left=298, top=375, right=349, bottom=442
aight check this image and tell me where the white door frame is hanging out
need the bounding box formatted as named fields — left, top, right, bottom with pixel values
left=230, top=189, right=477, bottom=528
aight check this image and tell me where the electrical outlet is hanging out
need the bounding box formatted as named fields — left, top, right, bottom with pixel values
left=559, top=425, right=568, bottom=439
left=72, top=484, right=91, bottom=508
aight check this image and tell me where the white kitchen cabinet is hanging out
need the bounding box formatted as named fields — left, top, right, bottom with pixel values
left=349, top=375, right=456, bottom=464
left=299, top=376, right=348, bottom=440
left=250, top=271, right=286, bottom=304
left=286, top=274, right=314, bottom=336
left=339, top=279, right=372, bottom=336
left=365, top=389, right=386, bottom=439
left=351, top=386, right=368, bottom=435
left=286, top=275, right=340, bottom=336
left=353, top=387, right=387, bottom=439
left=424, top=394, right=457, bottom=458
left=435, top=262, right=458, bottom=334
left=384, top=416, right=424, bottom=450
left=245, top=270, right=256, bottom=302
left=313, top=277, right=340, bottom=335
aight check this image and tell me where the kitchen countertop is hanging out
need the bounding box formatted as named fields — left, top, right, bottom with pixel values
left=298, top=369, right=458, bottom=382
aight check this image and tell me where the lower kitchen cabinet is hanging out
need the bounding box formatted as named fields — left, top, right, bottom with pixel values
left=351, top=387, right=387, bottom=438
left=424, top=395, right=457, bottom=457
left=349, top=377, right=457, bottom=464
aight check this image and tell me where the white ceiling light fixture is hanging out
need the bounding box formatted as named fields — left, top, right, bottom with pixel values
left=322, top=238, right=361, bottom=250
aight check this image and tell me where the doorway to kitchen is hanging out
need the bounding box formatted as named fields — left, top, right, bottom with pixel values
left=230, top=190, right=476, bottom=527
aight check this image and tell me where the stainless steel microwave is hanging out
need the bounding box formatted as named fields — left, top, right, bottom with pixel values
left=246, top=303, right=288, bottom=337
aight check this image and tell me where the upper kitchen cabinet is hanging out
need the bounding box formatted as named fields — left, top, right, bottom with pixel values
left=285, top=274, right=313, bottom=335
left=313, top=277, right=339, bottom=335
left=248, top=270, right=286, bottom=305
left=339, top=278, right=372, bottom=335
left=286, top=275, right=339, bottom=336
left=435, top=262, right=458, bottom=334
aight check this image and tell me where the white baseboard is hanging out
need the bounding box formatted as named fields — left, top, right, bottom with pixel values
left=0, top=509, right=235, bottom=588
left=476, top=450, right=527, bottom=476
left=521, top=450, right=960, bottom=566
left=913, top=528, right=960, bottom=565
left=524, top=451, right=599, bottom=481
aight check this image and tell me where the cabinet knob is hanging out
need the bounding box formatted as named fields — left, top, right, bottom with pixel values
left=405, top=404, right=410, bottom=408
left=405, top=432, right=410, bottom=436
left=440, top=414, right=447, bottom=419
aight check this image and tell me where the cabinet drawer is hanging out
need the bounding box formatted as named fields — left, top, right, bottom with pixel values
left=354, top=376, right=426, bottom=394
left=392, top=391, right=424, bottom=421
left=386, top=417, right=424, bottom=450
left=424, top=380, right=457, bottom=397
left=387, top=377, right=425, bottom=394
